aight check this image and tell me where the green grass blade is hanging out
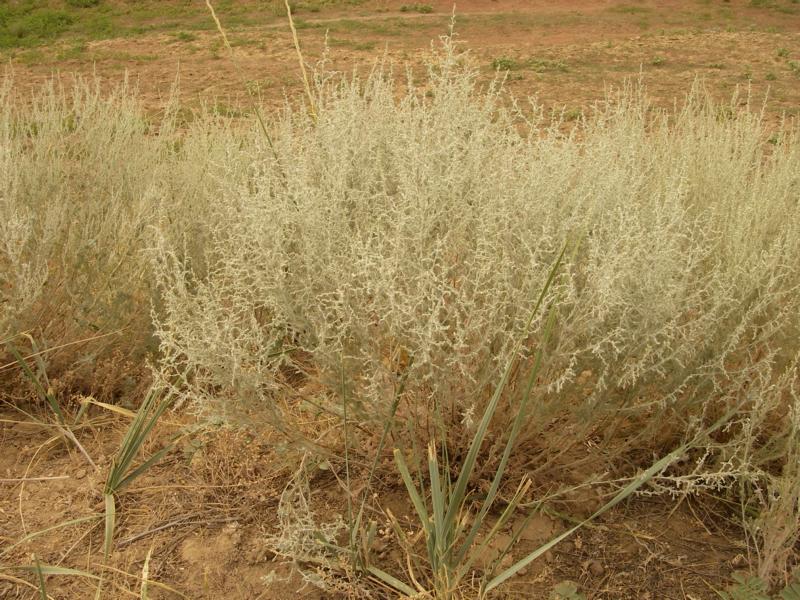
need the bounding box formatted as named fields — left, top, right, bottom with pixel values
left=393, top=448, right=430, bottom=537
left=34, top=556, right=47, bottom=600
left=114, top=443, right=174, bottom=492
left=6, top=342, right=64, bottom=425
left=103, top=494, right=116, bottom=559
left=456, top=300, right=560, bottom=563
left=0, top=514, right=102, bottom=558
left=485, top=448, right=682, bottom=592
left=107, top=390, right=173, bottom=493
left=427, top=443, right=446, bottom=566
left=110, top=412, right=150, bottom=487
left=366, top=565, right=418, bottom=597
left=340, top=359, right=354, bottom=554
left=484, top=398, right=751, bottom=597
left=114, top=391, right=162, bottom=474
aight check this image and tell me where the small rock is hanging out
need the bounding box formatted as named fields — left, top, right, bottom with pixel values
left=731, top=554, right=748, bottom=569
left=588, top=559, right=604, bottom=577
left=511, top=513, right=558, bottom=544
left=474, top=533, right=514, bottom=571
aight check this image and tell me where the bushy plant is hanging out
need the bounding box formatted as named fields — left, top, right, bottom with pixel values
left=2, top=37, right=799, bottom=584
left=0, top=79, right=225, bottom=395
left=150, top=41, right=800, bottom=582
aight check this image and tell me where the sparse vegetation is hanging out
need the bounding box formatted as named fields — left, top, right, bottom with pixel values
left=0, top=7, right=74, bottom=48
left=400, top=3, right=434, bottom=14
left=172, top=30, right=197, bottom=43
left=4, top=33, right=800, bottom=596
left=492, top=55, right=568, bottom=72
left=609, top=4, right=652, bottom=14
left=0, top=0, right=266, bottom=48
left=65, top=0, right=100, bottom=7
left=491, top=56, right=519, bottom=70
left=329, top=36, right=376, bottom=50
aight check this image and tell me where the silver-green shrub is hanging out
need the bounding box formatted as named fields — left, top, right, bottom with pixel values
left=0, top=77, right=236, bottom=390
left=151, top=43, right=800, bottom=578
left=155, top=45, right=798, bottom=428
left=2, top=39, right=798, bottom=581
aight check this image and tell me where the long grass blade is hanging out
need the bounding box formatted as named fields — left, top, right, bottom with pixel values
left=4, top=564, right=101, bottom=580
left=456, top=294, right=561, bottom=562
left=103, top=494, right=116, bottom=559
left=0, top=514, right=102, bottom=558
left=34, top=556, right=47, bottom=600
left=107, top=390, right=174, bottom=493
left=284, top=0, right=317, bottom=122
left=427, top=443, right=445, bottom=568
left=6, top=342, right=64, bottom=424
left=115, top=444, right=174, bottom=492
left=487, top=398, right=747, bottom=592
left=140, top=547, right=153, bottom=600
left=351, top=354, right=414, bottom=549
left=366, top=565, right=418, bottom=597
left=340, top=358, right=354, bottom=557
left=456, top=478, right=531, bottom=582
left=393, top=448, right=430, bottom=537
left=486, top=449, right=681, bottom=592
left=0, top=330, right=123, bottom=374
left=204, top=0, right=281, bottom=166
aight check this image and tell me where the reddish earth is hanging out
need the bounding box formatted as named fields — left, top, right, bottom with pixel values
left=0, top=402, right=751, bottom=599
left=3, top=0, right=800, bottom=119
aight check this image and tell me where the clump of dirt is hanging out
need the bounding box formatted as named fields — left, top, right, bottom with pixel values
left=0, top=397, right=751, bottom=599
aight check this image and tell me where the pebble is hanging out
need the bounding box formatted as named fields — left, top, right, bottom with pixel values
left=588, top=559, right=604, bottom=577
left=731, top=554, right=748, bottom=568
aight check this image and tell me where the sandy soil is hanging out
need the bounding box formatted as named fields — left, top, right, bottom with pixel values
left=0, top=401, right=750, bottom=599
left=3, top=0, right=799, bottom=119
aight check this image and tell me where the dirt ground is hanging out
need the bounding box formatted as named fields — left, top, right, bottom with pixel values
left=3, top=0, right=800, bottom=119
left=0, top=399, right=753, bottom=599
left=2, top=0, right=799, bottom=598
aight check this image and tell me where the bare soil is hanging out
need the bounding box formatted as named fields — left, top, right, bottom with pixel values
left=1, top=400, right=751, bottom=599
left=3, top=0, right=800, bottom=119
